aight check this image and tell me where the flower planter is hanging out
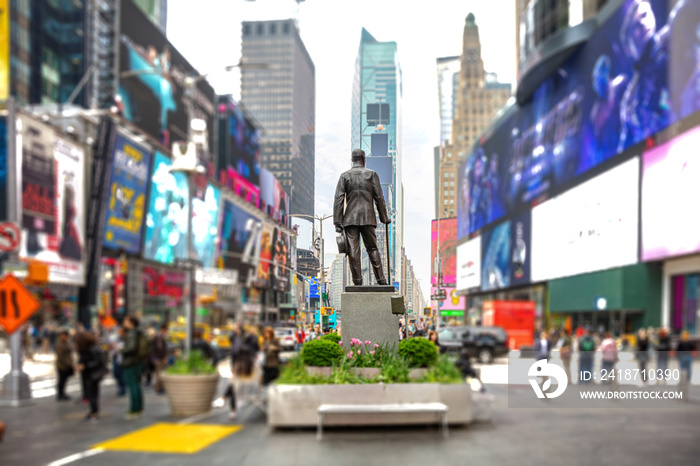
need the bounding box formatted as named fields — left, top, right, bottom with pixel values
left=306, top=366, right=333, bottom=377
left=268, top=383, right=472, bottom=427
left=408, top=368, right=428, bottom=379
left=305, top=367, right=381, bottom=378
left=162, top=373, right=219, bottom=417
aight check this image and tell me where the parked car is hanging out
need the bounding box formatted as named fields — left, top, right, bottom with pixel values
left=437, top=326, right=509, bottom=364
left=274, top=327, right=296, bottom=351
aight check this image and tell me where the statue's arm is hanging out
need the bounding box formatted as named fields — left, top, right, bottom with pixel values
left=372, top=172, right=390, bottom=224
left=333, top=174, right=346, bottom=228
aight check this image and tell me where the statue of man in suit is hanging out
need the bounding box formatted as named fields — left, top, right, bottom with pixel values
left=334, top=148, right=390, bottom=286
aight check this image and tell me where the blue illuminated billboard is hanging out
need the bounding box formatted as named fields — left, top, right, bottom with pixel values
left=192, top=184, right=221, bottom=268
left=459, top=0, right=699, bottom=239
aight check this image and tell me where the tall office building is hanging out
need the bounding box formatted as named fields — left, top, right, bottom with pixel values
left=329, top=255, right=347, bottom=311
left=436, top=14, right=511, bottom=219
left=436, top=56, right=460, bottom=146
left=240, top=19, right=316, bottom=216
left=351, top=28, right=403, bottom=285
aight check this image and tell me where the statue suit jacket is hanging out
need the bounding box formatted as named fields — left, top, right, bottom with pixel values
left=333, top=165, right=390, bottom=227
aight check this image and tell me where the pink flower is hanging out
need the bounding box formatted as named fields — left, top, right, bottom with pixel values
left=338, top=341, right=343, bottom=345
left=370, top=351, right=375, bottom=355
left=365, top=340, right=371, bottom=345
left=357, top=350, right=361, bottom=355
left=347, top=351, right=353, bottom=358
left=374, top=344, right=379, bottom=348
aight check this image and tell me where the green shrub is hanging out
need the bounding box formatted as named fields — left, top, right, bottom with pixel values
left=165, top=350, right=217, bottom=375
left=276, top=356, right=328, bottom=385
left=398, top=338, right=438, bottom=368
left=419, top=355, right=464, bottom=384
left=320, top=333, right=341, bottom=344
left=301, top=338, right=343, bottom=366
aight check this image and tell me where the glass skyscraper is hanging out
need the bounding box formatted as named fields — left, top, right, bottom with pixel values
left=240, top=19, right=316, bottom=216
left=351, top=28, right=403, bottom=284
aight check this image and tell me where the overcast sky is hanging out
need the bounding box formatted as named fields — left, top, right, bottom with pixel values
left=167, top=0, right=517, bottom=299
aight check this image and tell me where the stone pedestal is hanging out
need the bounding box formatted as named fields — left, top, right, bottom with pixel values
left=341, top=291, right=400, bottom=351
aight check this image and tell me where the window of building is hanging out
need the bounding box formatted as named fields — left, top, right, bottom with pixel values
left=270, top=23, right=277, bottom=35
left=443, top=181, right=449, bottom=187
left=449, top=199, right=454, bottom=205
left=243, top=24, right=251, bottom=36
left=257, top=24, right=264, bottom=35
left=283, top=23, right=290, bottom=34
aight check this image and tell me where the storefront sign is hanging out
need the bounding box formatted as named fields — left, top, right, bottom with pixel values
left=195, top=268, right=238, bottom=285
left=142, top=266, right=186, bottom=301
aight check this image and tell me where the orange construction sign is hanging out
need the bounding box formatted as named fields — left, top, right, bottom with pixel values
left=0, top=274, right=41, bottom=335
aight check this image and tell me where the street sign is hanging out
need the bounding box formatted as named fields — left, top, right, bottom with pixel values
left=0, top=274, right=41, bottom=335
left=431, top=289, right=447, bottom=301
left=0, top=222, right=21, bottom=253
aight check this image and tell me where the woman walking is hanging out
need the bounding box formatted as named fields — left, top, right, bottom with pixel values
left=261, top=327, right=281, bottom=386
left=76, top=333, right=107, bottom=422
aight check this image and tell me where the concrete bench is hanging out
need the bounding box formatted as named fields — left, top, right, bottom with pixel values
left=316, top=402, right=449, bottom=440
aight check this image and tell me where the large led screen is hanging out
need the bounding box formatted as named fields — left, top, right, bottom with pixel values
left=219, top=197, right=259, bottom=285
left=18, top=115, right=86, bottom=285
left=431, top=218, right=457, bottom=286
left=456, top=236, right=481, bottom=291
left=261, top=168, right=289, bottom=226
left=366, top=156, right=393, bottom=185
left=272, top=228, right=291, bottom=292
left=642, top=125, right=700, bottom=260
left=118, top=0, right=215, bottom=149
left=103, top=134, right=151, bottom=254
left=480, top=211, right=532, bottom=292
left=142, top=151, right=189, bottom=264
left=192, top=184, right=221, bottom=268
left=531, top=157, right=640, bottom=282
left=458, top=0, right=698, bottom=240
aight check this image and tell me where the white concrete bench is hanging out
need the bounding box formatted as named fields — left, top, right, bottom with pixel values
left=316, top=402, right=449, bottom=440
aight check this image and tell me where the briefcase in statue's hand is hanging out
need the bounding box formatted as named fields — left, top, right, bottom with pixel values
left=336, top=226, right=348, bottom=255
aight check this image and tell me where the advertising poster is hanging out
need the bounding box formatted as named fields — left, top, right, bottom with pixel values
left=219, top=197, right=259, bottom=285
left=142, top=266, right=186, bottom=308
left=481, top=221, right=511, bottom=292
left=510, top=211, right=531, bottom=286
left=531, top=157, right=639, bottom=282
left=0, top=116, right=6, bottom=220
left=254, top=224, right=274, bottom=289
left=0, top=0, right=8, bottom=101
left=642, top=125, right=700, bottom=260
left=272, top=228, right=291, bottom=292
left=273, top=178, right=289, bottom=226
left=19, top=116, right=86, bottom=285
left=430, top=218, right=457, bottom=286
left=103, top=134, right=151, bottom=253
left=260, top=168, right=275, bottom=219
left=456, top=236, right=481, bottom=291
left=142, top=151, right=189, bottom=264
left=118, top=0, right=215, bottom=149
left=192, top=184, right=221, bottom=268
left=458, top=0, right=698, bottom=240
left=217, top=97, right=261, bottom=207
left=432, top=286, right=465, bottom=311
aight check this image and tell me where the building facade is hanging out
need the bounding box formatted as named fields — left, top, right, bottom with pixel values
left=436, top=55, right=460, bottom=146
left=351, top=27, right=403, bottom=285
left=240, top=19, right=316, bottom=216
left=329, top=254, right=346, bottom=311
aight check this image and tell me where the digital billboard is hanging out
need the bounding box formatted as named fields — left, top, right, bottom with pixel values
left=272, top=228, right=291, bottom=292
left=260, top=168, right=289, bottom=225
left=19, top=115, right=86, bottom=285
left=103, top=134, right=151, bottom=254
left=531, top=157, right=640, bottom=282
left=142, top=151, right=189, bottom=265
left=642, top=125, right=700, bottom=260
left=192, top=184, right=221, bottom=268
left=456, top=236, right=481, bottom=291
left=219, top=197, right=259, bottom=285
left=0, top=116, right=6, bottom=221
left=431, top=218, right=457, bottom=286
left=216, top=97, right=261, bottom=207
left=254, top=224, right=274, bottom=289
left=458, top=0, right=699, bottom=240
left=118, top=0, right=215, bottom=149
left=432, top=286, right=466, bottom=311
left=480, top=211, right=532, bottom=292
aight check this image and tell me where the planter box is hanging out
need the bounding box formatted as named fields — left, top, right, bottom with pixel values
left=163, top=373, right=219, bottom=417
left=268, top=383, right=472, bottom=427
left=306, top=367, right=427, bottom=379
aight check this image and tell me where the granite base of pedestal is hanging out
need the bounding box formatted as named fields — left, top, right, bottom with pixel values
left=341, top=291, right=400, bottom=352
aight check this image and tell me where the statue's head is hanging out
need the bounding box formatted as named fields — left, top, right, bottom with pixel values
left=351, top=148, right=366, bottom=166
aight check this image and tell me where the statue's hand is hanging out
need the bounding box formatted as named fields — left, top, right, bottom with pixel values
left=382, top=219, right=391, bottom=225
left=335, top=224, right=343, bottom=233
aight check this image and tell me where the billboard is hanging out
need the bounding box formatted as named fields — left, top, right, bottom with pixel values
left=272, top=228, right=291, bottom=292
left=118, top=0, right=215, bottom=149
left=0, top=0, right=8, bottom=101
left=192, top=184, right=221, bottom=268
left=19, top=116, right=86, bottom=285
left=254, top=224, right=274, bottom=289
left=216, top=97, right=261, bottom=207
left=531, top=157, right=640, bottom=282
left=219, top=197, right=259, bottom=285
left=260, top=168, right=289, bottom=225
left=456, top=236, right=481, bottom=291
left=142, top=151, right=189, bottom=264
left=370, top=133, right=389, bottom=156
left=0, top=116, right=6, bottom=220
left=103, top=134, right=151, bottom=253
left=458, top=0, right=699, bottom=240
left=432, top=286, right=466, bottom=311
left=366, top=156, right=393, bottom=186
left=480, top=211, right=532, bottom=292
left=642, top=125, right=700, bottom=260
left=430, top=218, right=457, bottom=286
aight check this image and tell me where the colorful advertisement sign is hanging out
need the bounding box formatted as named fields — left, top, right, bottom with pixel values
left=192, top=184, right=221, bottom=268
left=18, top=116, right=86, bottom=285
left=456, top=236, right=481, bottom=291
left=272, top=228, right=291, bottom=292
left=432, top=286, right=465, bottom=311
left=254, top=224, right=274, bottom=289
left=217, top=97, right=261, bottom=208
left=642, top=125, right=700, bottom=260
left=531, top=157, right=640, bottom=282
left=260, top=168, right=290, bottom=225
left=118, top=0, right=215, bottom=149
left=0, top=116, right=6, bottom=220
left=458, top=0, right=699, bottom=240
left=430, top=218, right=457, bottom=286
left=480, top=211, right=532, bottom=292
left=0, top=0, right=8, bottom=101
left=142, top=151, right=189, bottom=264
left=142, top=266, right=186, bottom=307
left=103, top=134, right=151, bottom=253
left=219, top=197, right=259, bottom=285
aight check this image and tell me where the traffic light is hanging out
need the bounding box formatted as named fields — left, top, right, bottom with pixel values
left=424, top=307, right=431, bottom=316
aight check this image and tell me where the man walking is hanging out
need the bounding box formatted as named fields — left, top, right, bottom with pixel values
left=55, top=328, right=74, bottom=401
left=151, top=324, right=169, bottom=395
left=333, top=148, right=391, bottom=286
left=122, top=316, right=144, bottom=419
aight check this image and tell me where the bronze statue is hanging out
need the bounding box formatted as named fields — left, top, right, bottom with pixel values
left=334, top=148, right=390, bottom=286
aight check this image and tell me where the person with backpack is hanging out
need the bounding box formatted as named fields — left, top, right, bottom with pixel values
left=122, top=315, right=146, bottom=419
left=578, top=328, right=596, bottom=384
left=76, top=332, right=108, bottom=422
left=599, top=331, right=618, bottom=385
